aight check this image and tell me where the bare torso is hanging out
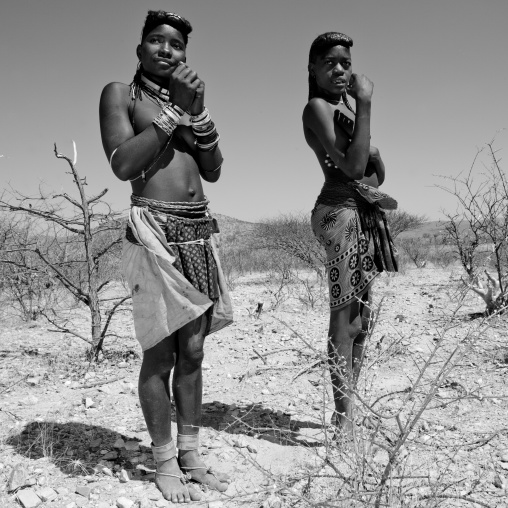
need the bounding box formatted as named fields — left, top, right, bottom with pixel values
left=124, top=84, right=206, bottom=202
left=303, top=101, right=379, bottom=188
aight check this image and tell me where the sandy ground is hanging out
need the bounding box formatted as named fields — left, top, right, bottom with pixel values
left=1, top=267, right=508, bottom=508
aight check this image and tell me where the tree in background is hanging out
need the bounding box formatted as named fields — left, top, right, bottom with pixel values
left=439, top=138, right=508, bottom=314
left=0, top=143, right=129, bottom=359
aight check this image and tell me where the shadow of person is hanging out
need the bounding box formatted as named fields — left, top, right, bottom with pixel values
left=201, top=400, right=327, bottom=448
left=6, top=420, right=155, bottom=480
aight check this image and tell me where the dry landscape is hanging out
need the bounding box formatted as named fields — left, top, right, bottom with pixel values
left=1, top=257, right=507, bottom=507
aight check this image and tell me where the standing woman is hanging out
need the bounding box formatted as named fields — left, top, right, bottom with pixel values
left=302, top=32, right=398, bottom=435
left=99, top=11, right=232, bottom=503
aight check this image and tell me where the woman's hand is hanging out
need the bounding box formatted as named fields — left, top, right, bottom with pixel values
left=189, top=80, right=205, bottom=116
left=169, top=62, right=202, bottom=112
left=347, top=73, right=374, bottom=102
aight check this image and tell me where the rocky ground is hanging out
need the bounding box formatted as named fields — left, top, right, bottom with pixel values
left=1, top=267, right=508, bottom=508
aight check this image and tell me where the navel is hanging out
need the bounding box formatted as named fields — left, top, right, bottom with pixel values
left=189, top=188, right=196, bottom=197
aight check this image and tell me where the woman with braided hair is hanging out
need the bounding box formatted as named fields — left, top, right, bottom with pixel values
left=99, top=10, right=232, bottom=503
left=302, top=32, right=398, bottom=436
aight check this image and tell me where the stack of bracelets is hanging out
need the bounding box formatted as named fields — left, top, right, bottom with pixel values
left=152, top=102, right=185, bottom=138
left=190, top=108, right=220, bottom=152
left=152, top=104, right=221, bottom=174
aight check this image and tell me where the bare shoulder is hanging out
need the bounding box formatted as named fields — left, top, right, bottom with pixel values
left=100, top=82, right=130, bottom=110
left=303, top=97, right=333, bottom=124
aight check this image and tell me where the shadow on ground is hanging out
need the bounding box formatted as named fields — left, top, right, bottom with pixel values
left=201, top=401, right=327, bottom=448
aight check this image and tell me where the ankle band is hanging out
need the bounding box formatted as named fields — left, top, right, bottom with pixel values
left=151, top=439, right=176, bottom=462
left=176, top=433, right=199, bottom=450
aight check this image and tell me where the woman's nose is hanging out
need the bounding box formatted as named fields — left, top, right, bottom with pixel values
left=159, top=42, right=172, bottom=56
left=332, top=64, right=344, bottom=75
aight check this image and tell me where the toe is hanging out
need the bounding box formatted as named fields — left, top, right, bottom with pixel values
left=189, top=488, right=202, bottom=501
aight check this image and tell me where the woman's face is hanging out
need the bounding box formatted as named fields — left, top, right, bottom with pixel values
left=310, top=45, right=352, bottom=98
left=136, top=24, right=186, bottom=82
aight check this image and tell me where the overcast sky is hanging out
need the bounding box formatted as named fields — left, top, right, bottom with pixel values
left=1, top=0, right=507, bottom=222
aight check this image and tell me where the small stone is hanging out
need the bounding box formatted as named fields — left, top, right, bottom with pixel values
left=155, top=500, right=170, bottom=508
left=90, top=438, right=102, bottom=449
left=102, top=466, right=114, bottom=477
left=202, top=362, right=211, bottom=370
left=138, top=499, right=151, bottom=508
left=17, top=489, right=42, bottom=508
left=233, top=436, right=248, bottom=448
left=118, top=362, right=129, bottom=369
left=119, top=469, right=131, bottom=482
left=75, top=485, right=92, bottom=498
left=102, top=451, right=118, bottom=460
left=262, top=495, right=282, bottom=508
left=261, top=389, right=270, bottom=395
left=37, top=487, right=57, bottom=502
left=83, top=398, right=95, bottom=408
left=208, top=501, right=224, bottom=508
left=494, top=474, right=507, bottom=490
left=247, top=444, right=258, bottom=453
left=148, top=492, right=162, bottom=501
left=124, top=441, right=140, bottom=451
left=116, top=497, right=134, bottom=508
left=27, top=377, right=40, bottom=386
left=56, top=486, right=69, bottom=495
left=65, top=503, right=77, bottom=508
left=113, top=438, right=126, bottom=449
left=97, top=502, right=111, bottom=508
left=499, top=452, right=508, bottom=463
left=8, top=464, right=27, bottom=492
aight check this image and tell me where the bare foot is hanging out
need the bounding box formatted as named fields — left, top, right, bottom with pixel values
left=156, top=457, right=202, bottom=503
left=178, top=449, right=230, bottom=492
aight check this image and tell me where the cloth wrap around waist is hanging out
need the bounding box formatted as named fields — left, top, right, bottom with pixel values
left=123, top=195, right=233, bottom=351
left=312, top=179, right=398, bottom=310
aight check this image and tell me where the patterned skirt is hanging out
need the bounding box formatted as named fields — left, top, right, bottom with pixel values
left=311, top=180, right=398, bottom=310
left=126, top=197, right=219, bottom=301
left=312, top=205, right=379, bottom=310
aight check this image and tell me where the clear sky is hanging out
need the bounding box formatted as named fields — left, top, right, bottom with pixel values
left=1, top=0, right=507, bottom=222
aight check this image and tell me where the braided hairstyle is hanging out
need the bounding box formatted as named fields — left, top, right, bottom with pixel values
left=130, top=10, right=193, bottom=100
left=308, top=32, right=355, bottom=113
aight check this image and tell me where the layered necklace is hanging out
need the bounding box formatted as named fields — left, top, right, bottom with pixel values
left=139, top=75, right=171, bottom=107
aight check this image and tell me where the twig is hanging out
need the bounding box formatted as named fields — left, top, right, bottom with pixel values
left=77, top=375, right=125, bottom=390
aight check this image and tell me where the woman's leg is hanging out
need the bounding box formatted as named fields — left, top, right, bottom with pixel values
left=173, top=312, right=230, bottom=491
left=138, top=335, right=201, bottom=503
left=328, top=299, right=363, bottom=432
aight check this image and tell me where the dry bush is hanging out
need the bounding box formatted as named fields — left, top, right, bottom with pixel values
left=438, top=138, right=508, bottom=314
left=0, top=144, right=129, bottom=359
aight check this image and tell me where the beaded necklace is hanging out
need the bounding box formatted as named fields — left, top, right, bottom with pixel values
left=139, top=75, right=171, bottom=107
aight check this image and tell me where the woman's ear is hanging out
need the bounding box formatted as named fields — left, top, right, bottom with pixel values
left=136, top=45, right=142, bottom=60
left=308, top=63, right=315, bottom=77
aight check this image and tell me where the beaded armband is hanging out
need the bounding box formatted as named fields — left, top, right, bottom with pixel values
left=190, top=107, right=220, bottom=151
left=152, top=103, right=184, bottom=137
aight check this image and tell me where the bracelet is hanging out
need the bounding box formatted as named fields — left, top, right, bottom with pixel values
left=153, top=103, right=183, bottom=137
left=203, top=162, right=222, bottom=173
left=190, top=107, right=220, bottom=151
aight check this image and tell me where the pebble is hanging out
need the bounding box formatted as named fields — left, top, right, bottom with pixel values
left=56, top=487, right=69, bottom=495
left=262, top=495, right=282, bottom=508
left=118, top=362, right=129, bottom=369
left=233, top=436, right=248, bottom=448
left=116, top=497, right=135, bottom=508
left=83, top=398, right=95, bottom=408
left=124, top=441, right=140, bottom=451
left=17, top=489, right=42, bottom=508
left=8, top=464, right=27, bottom=492
left=119, top=469, right=131, bottom=482
left=103, top=451, right=119, bottom=460
left=75, top=485, right=92, bottom=498
left=208, top=502, right=225, bottom=508
left=114, top=438, right=126, bottom=449
left=37, top=487, right=57, bottom=502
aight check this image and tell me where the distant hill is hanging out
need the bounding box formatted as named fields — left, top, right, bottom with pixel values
left=214, top=213, right=257, bottom=244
